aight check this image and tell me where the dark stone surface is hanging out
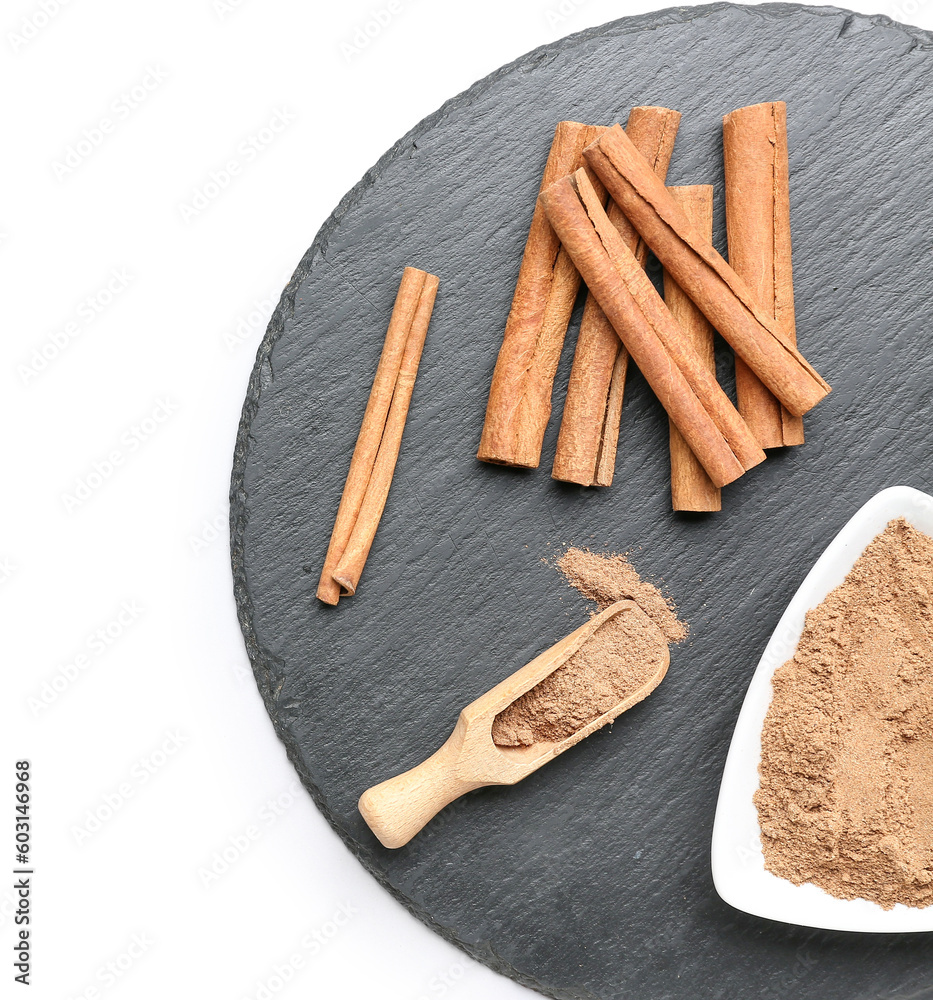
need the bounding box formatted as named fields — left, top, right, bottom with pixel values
left=230, top=5, right=933, bottom=997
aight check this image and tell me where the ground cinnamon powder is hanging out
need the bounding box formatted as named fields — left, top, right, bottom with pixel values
left=491, top=549, right=686, bottom=747
left=756, top=518, right=933, bottom=909
left=556, top=547, right=687, bottom=643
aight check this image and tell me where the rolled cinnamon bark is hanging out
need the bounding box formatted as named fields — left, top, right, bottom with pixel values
left=477, top=121, right=606, bottom=469
left=332, top=272, right=437, bottom=595
left=317, top=267, right=438, bottom=604
left=540, top=169, right=765, bottom=489
left=723, top=101, right=804, bottom=447
left=664, top=186, right=721, bottom=512
left=552, top=106, right=681, bottom=487
left=583, top=124, right=829, bottom=417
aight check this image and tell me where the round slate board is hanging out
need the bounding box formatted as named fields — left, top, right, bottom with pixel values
left=230, top=4, right=933, bottom=997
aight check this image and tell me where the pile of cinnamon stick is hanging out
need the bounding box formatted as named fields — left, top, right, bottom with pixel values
left=477, top=102, right=828, bottom=511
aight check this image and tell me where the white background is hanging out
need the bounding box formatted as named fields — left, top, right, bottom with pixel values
left=3, top=1, right=929, bottom=998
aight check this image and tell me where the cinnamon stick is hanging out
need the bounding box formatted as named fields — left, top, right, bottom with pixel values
left=583, top=124, right=830, bottom=417
left=723, top=101, right=804, bottom=447
left=664, top=186, right=721, bottom=512
left=552, top=106, right=681, bottom=486
left=477, top=121, right=606, bottom=468
left=540, top=168, right=765, bottom=489
left=317, top=267, right=438, bottom=604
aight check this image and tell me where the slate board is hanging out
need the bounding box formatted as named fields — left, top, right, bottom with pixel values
left=229, top=4, right=933, bottom=997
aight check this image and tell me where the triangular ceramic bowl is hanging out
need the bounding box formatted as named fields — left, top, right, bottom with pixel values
left=711, top=485, right=933, bottom=932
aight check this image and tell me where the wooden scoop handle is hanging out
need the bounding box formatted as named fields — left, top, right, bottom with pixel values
left=358, top=727, right=483, bottom=848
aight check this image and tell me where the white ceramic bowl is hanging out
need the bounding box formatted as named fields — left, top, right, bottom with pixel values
left=711, top=485, right=933, bottom=932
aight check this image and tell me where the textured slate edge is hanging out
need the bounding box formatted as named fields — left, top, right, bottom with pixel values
left=228, top=4, right=933, bottom=996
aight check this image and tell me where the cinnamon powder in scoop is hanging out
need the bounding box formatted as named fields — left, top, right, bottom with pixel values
left=491, top=549, right=686, bottom=747
left=756, top=518, right=933, bottom=909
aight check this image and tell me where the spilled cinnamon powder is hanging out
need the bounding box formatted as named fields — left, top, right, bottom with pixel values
left=557, top=548, right=687, bottom=643
left=491, top=549, right=686, bottom=747
left=756, top=518, right=933, bottom=909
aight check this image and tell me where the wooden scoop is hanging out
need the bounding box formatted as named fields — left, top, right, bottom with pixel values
left=359, top=600, right=669, bottom=848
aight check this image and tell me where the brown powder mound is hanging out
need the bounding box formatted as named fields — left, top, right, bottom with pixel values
left=557, top=547, right=687, bottom=643
left=755, top=517, right=933, bottom=910
left=491, top=607, right=667, bottom=746
left=491, top=548, right=686, bottom=747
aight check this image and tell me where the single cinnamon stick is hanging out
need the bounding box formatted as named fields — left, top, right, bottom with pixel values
left=540, top=168, right=765, bottom=489
left=664, top=186, right=721, bottom=512
left=477, top=121, right=606, bottom=469
left=317, top=267, right=438, bottom=604
left=583, top=124, right=830, bottom=417
left=331, top=272, right=438, bottom=596
left=596, top=347, right=629, bottom=486
left=552, top=106, right=681, bottom=486
left=723, top=101, right=804, bottom=447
